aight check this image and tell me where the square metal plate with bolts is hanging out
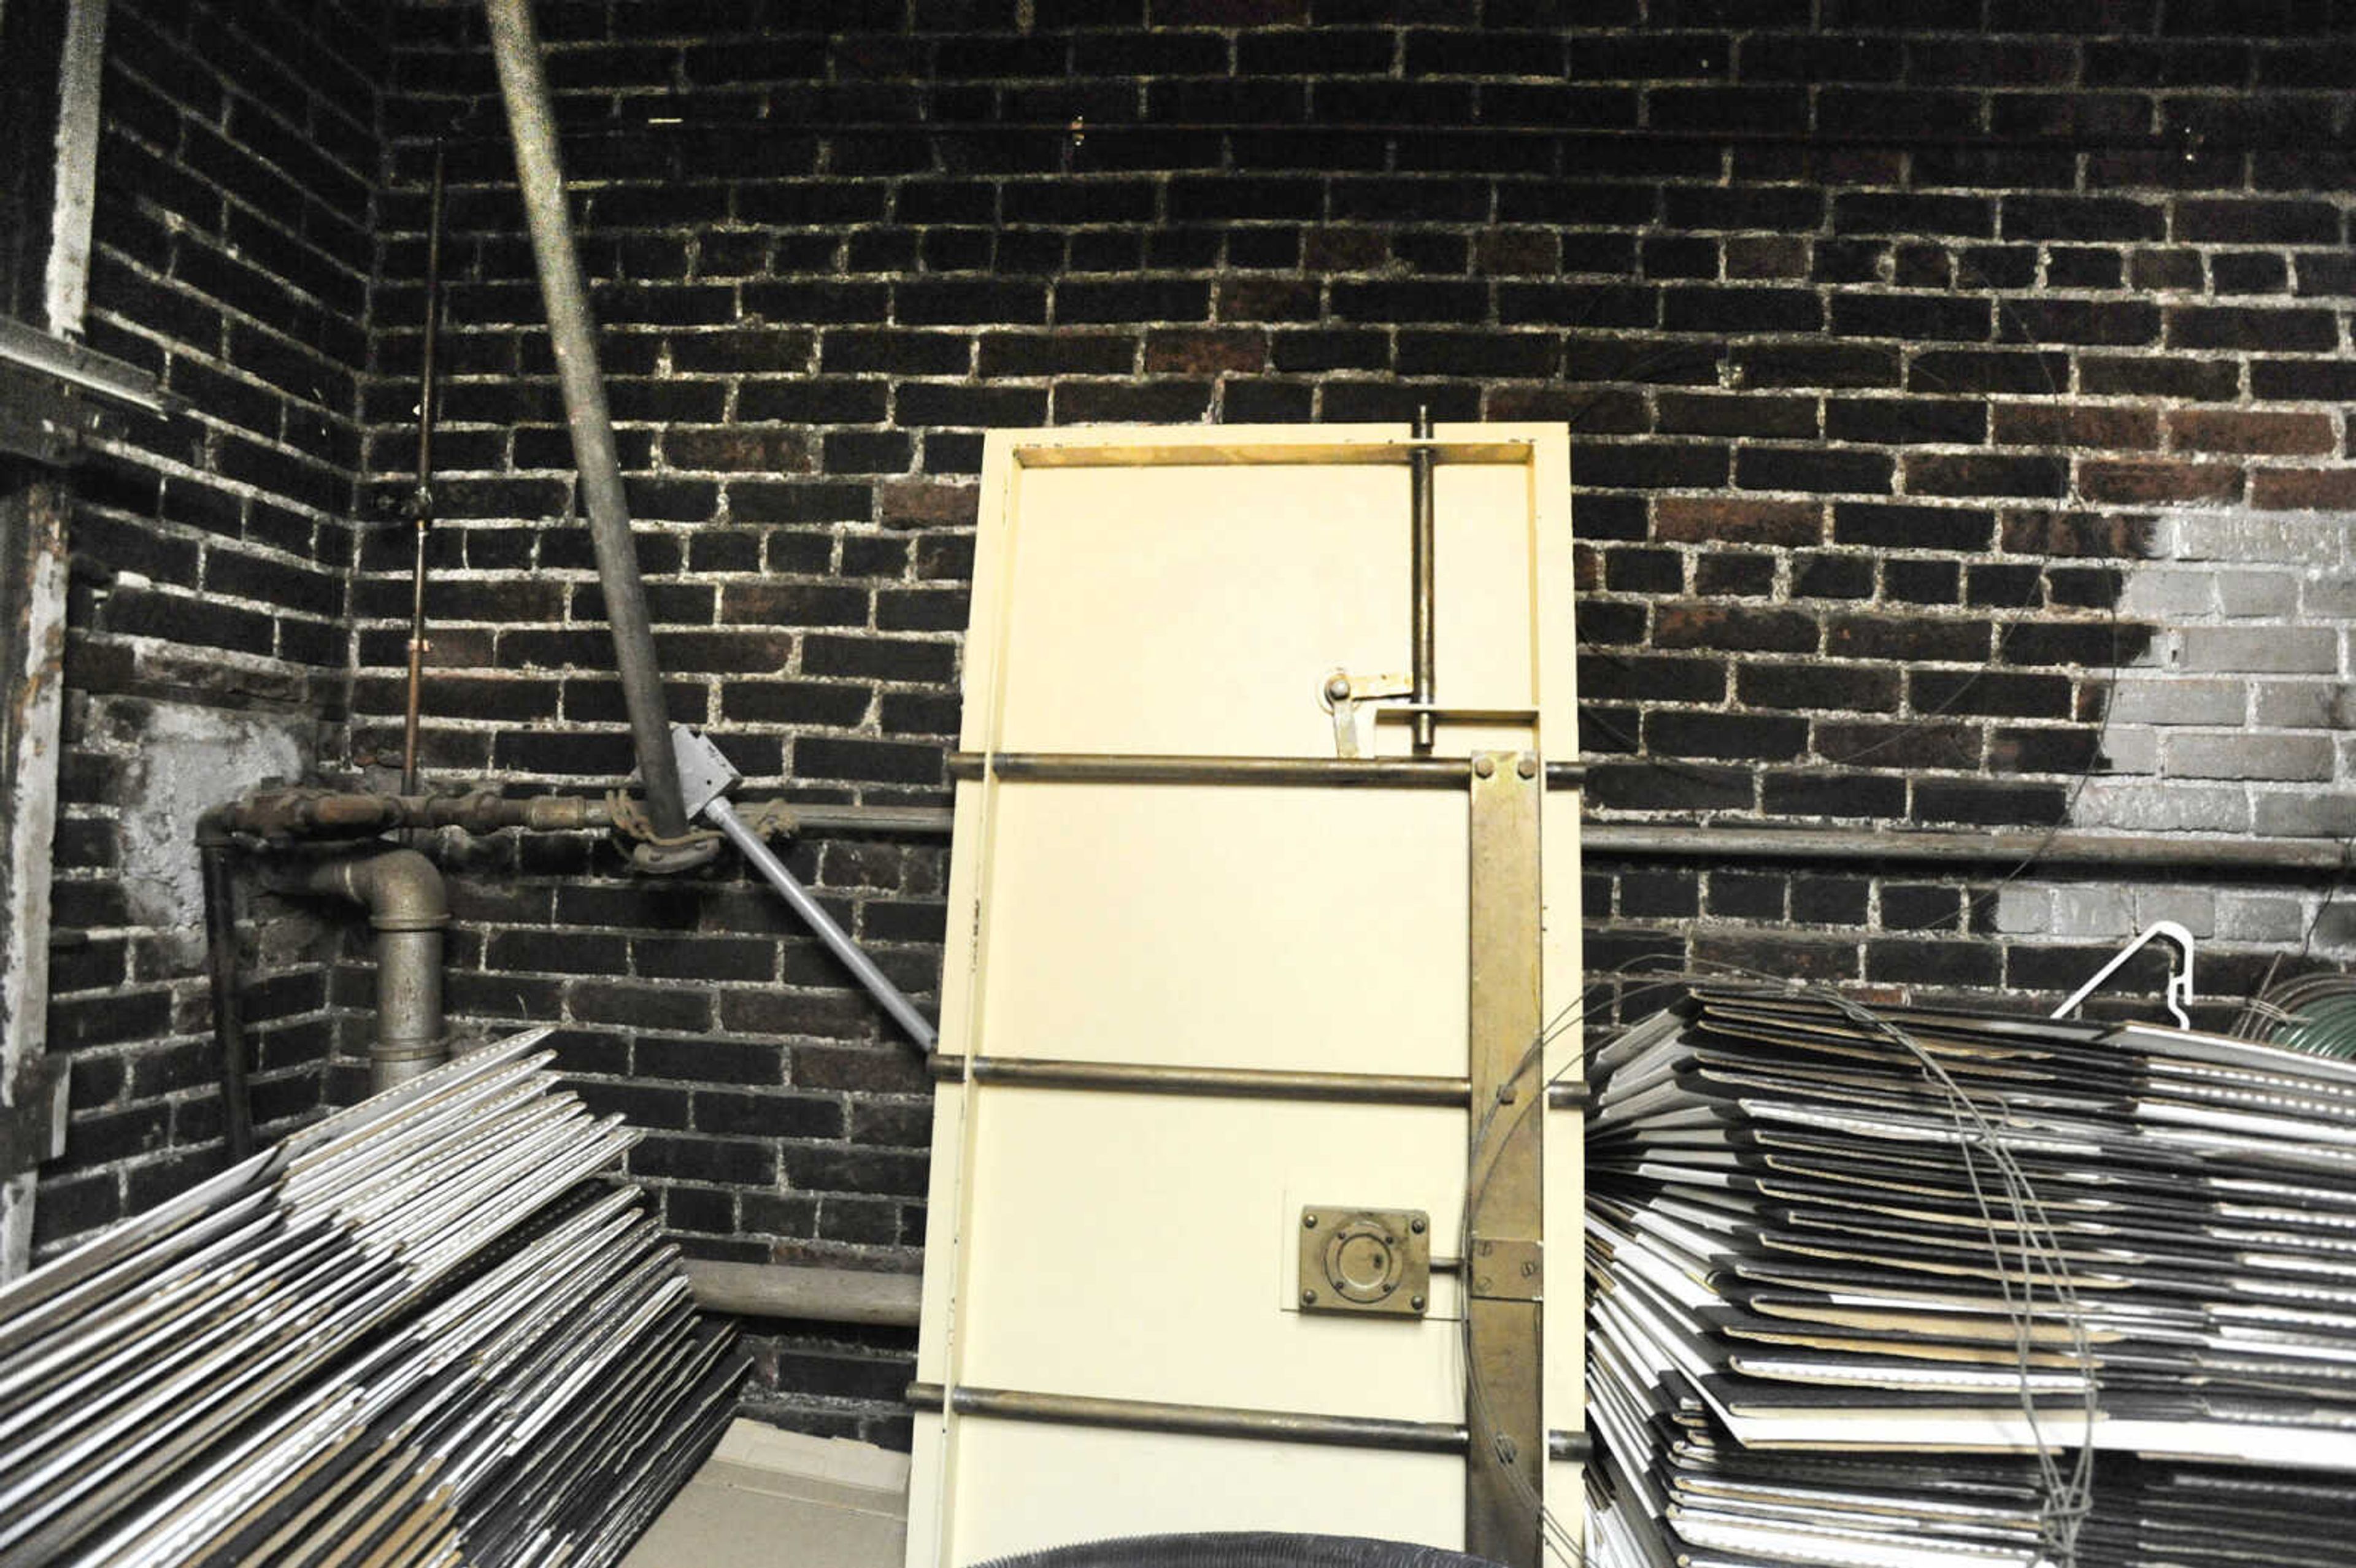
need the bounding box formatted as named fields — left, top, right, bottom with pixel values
left=1299, top=1207, right=1431, bottom=1318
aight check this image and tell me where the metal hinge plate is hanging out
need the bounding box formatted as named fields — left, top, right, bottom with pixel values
left=1466, top=1236, right=1542, bottom=1302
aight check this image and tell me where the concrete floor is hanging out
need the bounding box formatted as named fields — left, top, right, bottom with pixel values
left=626, top=1420, right=910, bottom=1568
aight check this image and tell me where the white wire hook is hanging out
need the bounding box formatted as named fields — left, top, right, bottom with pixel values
left=2052, top=919, right=2198, bottom=1030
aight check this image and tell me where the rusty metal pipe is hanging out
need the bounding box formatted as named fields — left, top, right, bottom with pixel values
left=304, top=850, right=450, bottom=1092
left=482, top=0, right=688, bottom=840
left=681, top=1260, right=921, bottom=1327
left=207, top=788, right=607, bottom=842
left=198, top=841, right=253, bottom=1160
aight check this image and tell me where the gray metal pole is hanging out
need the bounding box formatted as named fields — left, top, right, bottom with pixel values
left=482, top=0, right=689, bottom=839
left=701, top=797, right=939, bottom=1050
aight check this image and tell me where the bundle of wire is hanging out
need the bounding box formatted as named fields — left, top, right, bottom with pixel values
left=1584, top=986, right=2356, bottom=1568
left=0, top=1028, right=745, bottom=1568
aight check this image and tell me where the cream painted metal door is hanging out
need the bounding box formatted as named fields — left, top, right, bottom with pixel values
left=906, top=426, right=1581, bottom=1567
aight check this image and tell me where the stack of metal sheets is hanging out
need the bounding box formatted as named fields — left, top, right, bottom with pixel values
left=1584, top=988, right=2356, bottom=1568
left=0, top=1028, right=744, bottom=1567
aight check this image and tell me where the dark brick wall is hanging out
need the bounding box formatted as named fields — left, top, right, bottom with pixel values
left=33, top=0, right=390, bottom=1255
left=30, top=0, right=2350, bottom=1439
left=355, top=0, right=2356, bottom=1445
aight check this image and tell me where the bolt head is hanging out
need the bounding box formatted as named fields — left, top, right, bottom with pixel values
left=1411, top=1294, right=1426, bottom=1312
left=1324, top=675, right=1352, bottom=703
left=1516, top=753, right=1538, bottom=779
left=1303, top=1213, right=1319, bottom=1229
left=1409, top=1215, right=1426, bottom=1234
left=1473, top=755, right=1496, bottom=778
left=1301, top=1288, right=1319, bottom=1305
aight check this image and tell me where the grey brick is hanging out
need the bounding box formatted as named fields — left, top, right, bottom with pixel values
left=2119, top=568, right=2215, bottom=620
left=2177, top=626, right=2339, bottom=674
left=2215, top=570, right=2300, bottom=619
left=2253, top=793, right=2356, bottom=838
left=2133, top=888, right=2215, bottom=939
left=2098, top=725, right=2159, bottom=775
left=2165, top=731, right=2335, bottom=782
left=2106, top=677, right=2246, bottom=726
left=2302, top=575, right=2356, bottom=618
left=2313, top=906, right=2356, bottom=953
left=1992, top=885, right=2049, bottom=935
left=2216, top=894, right=2309, bottom=943
left=2076, top=780, right=2252, bottom=832
left=2053, top=886, right=2135, bottom=939
left=2253, top=680, right=2356, bottom=729
left=2171, top=512, right=2347, bottom=566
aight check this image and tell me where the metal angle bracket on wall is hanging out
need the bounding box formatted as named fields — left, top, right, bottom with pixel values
left=0, top=1059, right=69, bottom=1179
left=0, top=317, right=175, bottom=466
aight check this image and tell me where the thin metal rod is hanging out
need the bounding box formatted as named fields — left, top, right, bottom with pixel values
left=906, top=1383, right=1593, bottom=1464
left=1410, top=405, right=1436, bottom=755
left=1011, top=437, right=1535, bottom=469
left=930, top=1056, right=1474, bottom=1107
left=1582, top=821, right=2354, bottom=874
left=427, top=118, right=2356, bottom=155
left=797, top=812, right=2352, bottom=872
left=401, top=142, right=445, bottom=799
left=950, top=752, right=1499, bottom=789
left=483, top=0, right=688, bottom=840
left=199, top=844, right=252, bottom=1161
left=701, top=797, right=937, bottom=1050
left=906, top=1383, right=1469, bottom=1456
left=787, top=804, right=955, bottom=836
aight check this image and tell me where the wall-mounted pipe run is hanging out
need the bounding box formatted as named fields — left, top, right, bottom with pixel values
left=207, top=786, right=605, bottom=843
left=303, top=849, right=450, bottom=1091
left=483, top=0, right=688, bottom=843
left=198, top=840, right=252, bottom=1161
left=681, top=1259, right=922, bottom=1328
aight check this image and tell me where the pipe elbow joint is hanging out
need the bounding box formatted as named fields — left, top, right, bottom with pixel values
left=307, top=848, right=450, bottom=933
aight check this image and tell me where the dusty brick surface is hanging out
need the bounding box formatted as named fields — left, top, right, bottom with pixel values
left=29, top=0, right=2356, bottom=1447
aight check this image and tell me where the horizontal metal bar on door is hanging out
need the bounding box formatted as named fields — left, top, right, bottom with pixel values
left=949, top=753, right=1585, bottom=790
left=929, top=1055, right=1592, bottom=1110
left=1009, top=439, right=1538, bottom=469
left=907, top=1383, right=1591, bottom=1462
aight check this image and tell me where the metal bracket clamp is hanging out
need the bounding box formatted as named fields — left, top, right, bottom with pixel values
left=0, top=317, right=179, bottom=465
left=1319, top=670, right=1412, bottom=758
left=1466, top=1237, right=1541, bottom=1302
left=1298, top=1207, right=1431, bottom=1318
left=0, top=1061, right=70, bottom=1178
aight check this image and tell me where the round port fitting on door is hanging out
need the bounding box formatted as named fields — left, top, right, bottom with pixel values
left=1295, top=1206, right=1431, bottom=1320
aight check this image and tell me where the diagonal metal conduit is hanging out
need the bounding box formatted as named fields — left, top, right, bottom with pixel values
left=483, top=0, right=688, bottom=840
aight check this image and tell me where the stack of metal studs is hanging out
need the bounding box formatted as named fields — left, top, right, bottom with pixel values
left=0, top=1029, right=744, bottom=1568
